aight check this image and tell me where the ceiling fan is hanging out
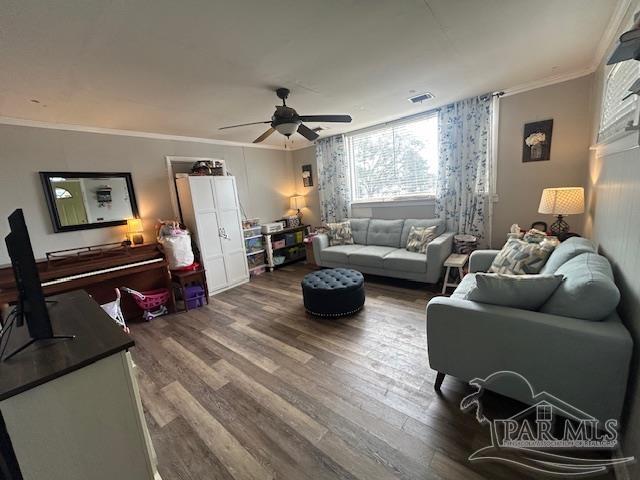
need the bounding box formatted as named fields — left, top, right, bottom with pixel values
left=219, top=88, right=352, bottom=143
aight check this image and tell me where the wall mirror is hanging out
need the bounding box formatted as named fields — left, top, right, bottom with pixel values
left=40, top=172, right=139, bottom=232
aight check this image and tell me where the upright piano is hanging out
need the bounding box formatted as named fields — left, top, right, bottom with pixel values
left=0, top=242, right=174, bottom=320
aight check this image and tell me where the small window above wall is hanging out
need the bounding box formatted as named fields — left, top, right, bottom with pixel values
left=598, top=59, right=640, bottom=143
left=346, top=113, right=439, bottom=203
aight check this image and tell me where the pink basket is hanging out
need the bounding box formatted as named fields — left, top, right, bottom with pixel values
left=124, top=288, right=170, bottom=310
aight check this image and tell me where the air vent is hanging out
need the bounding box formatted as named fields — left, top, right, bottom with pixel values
left=408, top=92, right=434, bottom=104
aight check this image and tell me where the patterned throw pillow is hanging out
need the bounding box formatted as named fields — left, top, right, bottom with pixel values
left=326, top=221, right=354, bottom=246
left=489, top=238, right=555, bottom=275
left=406, top=225, right=437, bottom=254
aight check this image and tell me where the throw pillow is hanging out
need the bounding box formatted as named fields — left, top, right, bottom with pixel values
left=406, top=225, right=438, bottom=253
left=489, top=238, right=555, bottom=275
left=326, top=221, right=354, bottom=246
left=463, top=273, right=564, bottom=310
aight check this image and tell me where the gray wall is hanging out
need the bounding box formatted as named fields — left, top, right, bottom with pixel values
left=289, top=146, right=321, bottom=228
left=585, top=1, right=640, bottom=470
left=492, top=75, right=593, bottom=247
left=295, top=75, right=593, bottom=241
left=0, top=124, right=293, bottom=263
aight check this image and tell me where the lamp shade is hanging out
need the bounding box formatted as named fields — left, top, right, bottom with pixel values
left=538, top=187, right=584, bottom=215
left=127, top=218, right=144, bottom=233
left=290, top=195, right=306, bottom=210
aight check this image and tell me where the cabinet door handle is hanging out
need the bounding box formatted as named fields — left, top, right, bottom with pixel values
left=218, top=227, right=230, bottom=240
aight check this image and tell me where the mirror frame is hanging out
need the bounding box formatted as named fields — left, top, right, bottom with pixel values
left=39, top=171, right=140, bottom=233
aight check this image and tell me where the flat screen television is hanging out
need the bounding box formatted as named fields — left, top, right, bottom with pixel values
left=5, top=209, right=52, bottom=339
left=2, top=209, right=72, bottom=361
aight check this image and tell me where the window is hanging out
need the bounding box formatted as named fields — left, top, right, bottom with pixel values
left=346, top=113, right=438, bottom=202
left=55, top=187, right=73, bottom=199
left=599, top=59, right=640, bottom=142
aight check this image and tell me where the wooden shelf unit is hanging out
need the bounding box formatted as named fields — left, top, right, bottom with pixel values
left=264, top=225, right=309, bottom=271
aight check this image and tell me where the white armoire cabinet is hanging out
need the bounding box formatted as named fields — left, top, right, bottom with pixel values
left=176, top=175, right=249, bottom=295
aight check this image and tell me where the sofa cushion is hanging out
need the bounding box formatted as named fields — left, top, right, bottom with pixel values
left=349, top=246, right=397, bottom=268
left=383, top=249, right=427, bottom=273
left=406, top=225, right=438, bottom=253
left=463, top=273, right=564, bottom=310
left=489, top=238, right=555, bottom=274
left=320, top=245, right=365, bottom=264
left=366, top=219, right=404, bottom=247
left=348, top=218, right=370, bottom=244
left=540, top=253, right=620, bottom=321
left=451, top=274, right=477, bottom=299
left=540, top=237, right=596, bottom=274
left=400, top=219, right=444, bottom=248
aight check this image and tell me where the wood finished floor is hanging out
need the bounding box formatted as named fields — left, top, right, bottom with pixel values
left=130, top=263, right=613, bottom=480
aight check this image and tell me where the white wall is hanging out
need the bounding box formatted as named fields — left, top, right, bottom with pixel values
left=584, top=1, right=640, bottom=471
left=0, top=124, right=294, bottom=263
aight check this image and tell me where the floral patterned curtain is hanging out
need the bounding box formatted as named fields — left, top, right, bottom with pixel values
left=316, top=135, right=351, bottom=223
left=435, top=94, right=492, bottom=240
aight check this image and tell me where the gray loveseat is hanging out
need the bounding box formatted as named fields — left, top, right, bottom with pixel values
left=312, top=218, right=454, bottom=284
left=426, top=237, right=632, bottom=422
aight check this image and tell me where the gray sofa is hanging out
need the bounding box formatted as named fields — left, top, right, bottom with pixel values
left=426, top=237, right=632, bottom=422
left=312, top=218, right=454, bottom=284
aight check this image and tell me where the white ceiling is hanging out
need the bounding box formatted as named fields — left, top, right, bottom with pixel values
left=0, top=0, right=620, bottom=148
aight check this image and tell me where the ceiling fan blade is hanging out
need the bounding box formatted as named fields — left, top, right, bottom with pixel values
left=253, top=127, right=275, bottom=143
left=297, top=123, right=319, bottom=141
left=219, top=120, right=271, bottom=130
left=298, top=114, right=352, bottom=123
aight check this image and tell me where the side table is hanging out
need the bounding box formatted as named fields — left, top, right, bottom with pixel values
left=171, top=268, right=209, bottom=312
left=441, top=253, right=469, bottom=295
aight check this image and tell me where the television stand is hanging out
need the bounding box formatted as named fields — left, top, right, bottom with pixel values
left=3, top=333, right=75, bottom=361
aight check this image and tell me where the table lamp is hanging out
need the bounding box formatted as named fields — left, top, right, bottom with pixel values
left=127, top=218, right=144, bottom=245
left=538, top=187, right=584, bottom=235
left=290, top=195, right=306, bottom=221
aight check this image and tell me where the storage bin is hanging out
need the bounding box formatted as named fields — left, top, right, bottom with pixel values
left=284, top=233, right=296, bottom=245
left=273, top=255, right=286, bottom=265
left=273, top=239, right=286, bottom=250
left=243, top=226, right=261, bottom=238
left=247, top=251, right=265, bottom=269
left=245, top=236, right=264, bottom=253
left=295, top=231, right=304, bottom=243
left=250, top=265, right=266, bottom=276
left=242, top=218, right=260, bottom=229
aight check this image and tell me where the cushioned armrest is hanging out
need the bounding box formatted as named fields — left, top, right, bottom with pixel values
left=426, top=296, right=632, bottom=421
left=469, top=249, right=500, bottom=273
left=425, top=231, right=455, bottom=283
left=312, top=234, right=329, bottom=265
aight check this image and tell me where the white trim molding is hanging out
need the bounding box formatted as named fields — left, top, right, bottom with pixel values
left=0, top=116, right=286, bottom=151
left=593, top=0, right=634, bottom=70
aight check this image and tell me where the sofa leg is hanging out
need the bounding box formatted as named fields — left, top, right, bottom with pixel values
left=434, top=372, right=446, bottom=391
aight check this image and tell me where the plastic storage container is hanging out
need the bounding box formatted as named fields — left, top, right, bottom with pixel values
left=295, top=231, right=304, bottom=243
left=242, top=218, right=260, bottom=229
left=272, top=239, right=286, bottom=250
left=247, top=251, right=265, bottom=269
left=245, top=236, right=264, bottom=253
left=243, top=226, right=261, bottom=238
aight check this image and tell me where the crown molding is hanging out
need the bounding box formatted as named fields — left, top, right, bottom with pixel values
left=0, top=116, right=287, bottom=151
left=592, top=0, right=634, bottom=70
left=500, top=68, right=596, bottom=98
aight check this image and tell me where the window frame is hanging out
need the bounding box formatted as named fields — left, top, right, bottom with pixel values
left=345, top=111, right=439, bottom=205
left=598, top=59, right=640, bottom=144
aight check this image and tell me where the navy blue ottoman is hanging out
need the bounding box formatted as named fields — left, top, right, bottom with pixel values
left=301, top=268, right=365, bottom=317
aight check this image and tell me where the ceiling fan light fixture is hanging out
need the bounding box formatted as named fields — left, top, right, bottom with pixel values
left=275, top=122, right=299, bottom=137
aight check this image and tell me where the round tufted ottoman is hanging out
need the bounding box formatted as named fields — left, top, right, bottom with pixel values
left=301, top=268, right=365, bottom=317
